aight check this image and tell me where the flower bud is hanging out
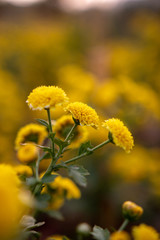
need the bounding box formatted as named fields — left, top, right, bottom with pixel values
left=122, top=201, right=143, bottom=221
left=76, top=223, right=91, bottom=236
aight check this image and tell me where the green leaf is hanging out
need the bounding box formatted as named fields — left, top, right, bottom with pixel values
left=26, top=177, right=37, bottom=186
left=49, top=132, right=56, bottom=140
left=46, top=210, right=64, bottom=221
left=54, top=137, right=69, bottom=149
left=22, top=215, right=45, bottom=230
left=35, top=194, right=51, bottom=209
left=36, top=144, right=52, bottom=153
left=91, top=226, right=110, bottom=240
left=42, top=152, right=51, bottom=159
left=36, top=193, right=51, bottom=202
left=68, top=165, right=89, bottom=187
left=41, top=174, right=57, bottom=183
left=78, top=141, right=93, bottom=156
left=36, top=119, right=49, bottom=128
left=29, top=230, right=41, bottom=239
left=27, top=222, right=45, bottom=230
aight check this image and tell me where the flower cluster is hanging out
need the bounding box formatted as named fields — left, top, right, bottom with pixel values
left=2, top=85, right=138, bottom=239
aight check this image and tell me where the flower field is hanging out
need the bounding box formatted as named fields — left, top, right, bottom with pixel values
left=0, top=1, right=160, bottom=239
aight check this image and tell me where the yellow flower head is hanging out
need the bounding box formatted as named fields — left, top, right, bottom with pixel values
left=102, top=118, right=134, bottom=153
left=132, top=224, right=159, bottom=240
left=53, top=115, right=88, bottom=148
left=17, top=143, right=38, bottom=164
left=0, top=164, right=28, bottom=239
left=14, top=165, right=33, bottom=177
left=110, top=231, right=131, bottom=240
left=15, top=123, right=48, bottom=149
left=50, top=176, right=81, bottom=200
left=43, top=175, right=81, bottom=210
left=122, top=201, right=143, bottom=221
left=26, top=86, right=68, bottom=110
left=66, top=102, right=99, bottom=129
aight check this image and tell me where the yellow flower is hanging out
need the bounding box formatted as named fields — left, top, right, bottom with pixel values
left=26, top=86, right=68, bottom=110
left=17, top=143, right=38, bottom=164
left=14, top=165, right=33, bottom=177
left=122, top=201, right=143, bottom=221
left=132, top=224, right=159, bottom=240
left=110, top=231, right=131, bottom=240
left=42, top=175, right=81, bottom=210
left=53, top=115, right=88, bottom=148
left=102, top=118, right=134, bottom=153
left=0, top=164, right=28, bottom=239
left=66, top=102, right=99, bottom=129
left=15, top=123, right=48, bottom=149
left=50, top=176, right=81, bottom=200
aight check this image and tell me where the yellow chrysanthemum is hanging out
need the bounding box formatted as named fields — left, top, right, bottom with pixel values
left=0, top=164, right=28, bottom=239
left=42, top=174, right=80, bottom=210
left=102, top=118, right=134, bottom=153
left=132, top=224, right=159, bottom=240
left=50, top=176, right=81, bottom=200
left=14, top=165, right=33, bottom=177
left=15, top=123, right=48, bottom=149
left=110, top=231, right=131, bottom=240
left=26, top=86, right=68, bottom=110
left=53, top=115, right=88, bottom=148
left=17, top=143, right=38, bottom=164
left=66, top=102, right=99, bottom=128
left=122, top=201, right=143, bottom=221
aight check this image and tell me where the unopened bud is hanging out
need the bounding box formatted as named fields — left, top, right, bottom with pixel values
left=122, top=201, right=143, bottom=221
left=76, top=223, right=91, bottom=236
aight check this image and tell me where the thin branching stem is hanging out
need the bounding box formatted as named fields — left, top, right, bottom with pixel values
left=64, top=123, right=77, bottom=143
left=64, top=139, right=111, bottom=165
left=35, top=152, right=49, bottom=181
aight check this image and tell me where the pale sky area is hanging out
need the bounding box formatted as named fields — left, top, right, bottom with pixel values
left=1, top=0, right=136, bottom=9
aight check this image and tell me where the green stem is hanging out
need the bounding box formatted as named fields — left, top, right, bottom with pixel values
left=64, top=139, right=111, bottom=165
left=46, top=108, right=52, bottom=133
left=46, top=108, right=55, bottom=156
left=118, top=219, right=129, bottom=231
left=35, top=152, right=49, bottom=181
left=64, top=123, right=77, bottom=142
left=33, top=182, right=42, bottom=196
left=38, top=108, right=56, bottom=181
left=91, top=139, right=110, bottom=151
left=43, top=158, right=55, bottom=177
